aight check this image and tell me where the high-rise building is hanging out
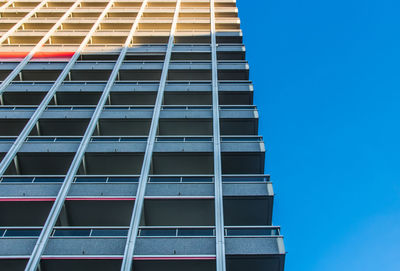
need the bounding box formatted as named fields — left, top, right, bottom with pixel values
left=0, top=0, right=285, bottom=270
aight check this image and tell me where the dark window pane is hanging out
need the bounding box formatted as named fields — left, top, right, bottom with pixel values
left=178, top=228, right=213, bottom=236
left=140, top=229, right=176, bottom=236
left=35, top=177, right=64, bottom=183
left=75, top=177, right=107, bottom=183
left=108, top=177, right=139, bottom=183
left=182, top=177, right=212, bottom=183
left=53, top=229, right=91, bottom=237
left=4, top=229, right=41, bottom=237
left=226, top=228, right=274, bottom=236
left=149, top=177, right=180, bottom=183
left=91, top=229, right=128, bottom=237
left=2, top=177, right=33, bottom=183
left=222, top=177, right=266, bottom=182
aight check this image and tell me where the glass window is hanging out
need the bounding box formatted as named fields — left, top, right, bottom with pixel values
left=139, top=229, right=176, bottom=236
left=91, top=229, right=128, bottom=237
left=53, top=229, right=91, bottom=237
left=178, top=228, right=213, bottom=236
left=4, top=229, right=41, bottom=237
left=108, top=177, right=139, bottom=183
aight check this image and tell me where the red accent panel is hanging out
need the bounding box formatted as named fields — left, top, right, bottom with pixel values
left=133, top=256, right=217, bottom=260
left=0, top=51, right=74, bottom=61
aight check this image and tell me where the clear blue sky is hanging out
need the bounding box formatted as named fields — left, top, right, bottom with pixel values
left=236, top=0, right=400, bottom=270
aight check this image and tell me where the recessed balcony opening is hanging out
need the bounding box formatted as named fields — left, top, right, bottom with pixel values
left=150, top=153, right=213, bottom=175
left=139, top=23, right=172, bottom=30
left=0, top=119, right=28, bottom=136
left=80, top=2, right=108, bottom=7
left=218, top=70, right=249, bottom=80
left=77, top=153, right=144, bottom=175
left=55, top=200, right=134, bottom=226
left=227, top=256, right=284, bottom=271
left=13, top=1, right=39, bottom=7
left=18, top=70, right=62, bottom=81
left=0, top=259, right=28, bottom=271
left=142, top=199, right=215, bottom=226
left=158, top=119, right=212, bottom=136
left=219, top=92, right=253, bottom=105
left=216, top=23, right=240, bottom=30
left=108, top=92, right=156, bottom=105
left=221, top=153, right=265, bottom=174
left=174, top=35, right=211, bottom=44
left=60, top=23, right=94, bottom=30
left=80, top=54, right=119, bottom=61
left=100, top=23, right=133, bottom=30
left=163, top=92, right=211, bottom=105
left=224, top=197, right=272, bottom=226
left=220, top=119, right=258, bottom=135
left=0, top=23, right=17, bottom=30
left=215, top=2, right=236, bottom=7
left=217, top=51, right=245, bottom=60
left=107, top=12, right=138, bottom=18
left=92, top=36, right=126, bottom=45
left=7, top=36, right=43, bottom=45
left=176, top=23, right=211, bottom=31
left=181, top=2, right=210, bottom=8
left=20, top=23, right=54, bottom=30
left=147, top=2, right=176, bottom=8
left=133, top=259, right=216, bottom=271
left=216, top=35, right=242, bottom=44
left=51, top=36, right=86, bottom=45
left=0, top=70, right=11, bottom=80
left=96, top=119, right=151, bottom=136
left=31, top=119, right=90, bottom=136
left=114, top=1, right=142, bottom=7
left=171, top=52, right=211, bottom=61
left=0, top=200, right=53, bottom=226
left=168, top=70, right=211, bottom=80
left=133, top=36, right=169, bottom=44
left=54, top=92, right=101, bottom=105
left=36, top=12, right=64, bottom=18
left=47, top=2, right=73, bottom=7
left=1, top=12, right=28, bottom=18
left=69, top=69, right=112, bottom=81
left=124, top=53, right=165, bottom=61
left=142, top=12, right=174, bottom=18
left=119, top=70, right=162, bottom=81
left=71, top=12, right=102, bottom=18
left=5, top=152, right=74, bottom=175
left=39, top=259, right=122, bottom=271
left=1, top=92, right=46, bottom=105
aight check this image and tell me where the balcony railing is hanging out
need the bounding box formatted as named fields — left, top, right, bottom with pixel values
left=0, top=226, right=280, bottom=238
left=0, top=174, right=270, bottom=184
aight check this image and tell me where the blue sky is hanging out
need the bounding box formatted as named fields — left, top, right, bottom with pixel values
left=236, top=0, right=400, bottom=270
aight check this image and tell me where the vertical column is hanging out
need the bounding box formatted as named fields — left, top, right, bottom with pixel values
left=211, top=0, right=227, bottom=270
left=22, top=0, right=127, bottom=270
left=120, top=1, right=181, bottom=270
left=0, top=0, right=48, bottom=44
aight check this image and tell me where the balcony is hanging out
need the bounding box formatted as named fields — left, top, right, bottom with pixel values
left=0, top=226, right=284, bottom=271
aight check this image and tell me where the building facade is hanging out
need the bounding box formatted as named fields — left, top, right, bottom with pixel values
left=0, top=0, right=285, bottom=270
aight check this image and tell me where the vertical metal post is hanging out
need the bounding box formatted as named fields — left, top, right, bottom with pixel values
left=23, top=1, right=121, bottom=270
left=120, top=1, right=181, bottom=270
left=211, top=0, right=227, bottom=270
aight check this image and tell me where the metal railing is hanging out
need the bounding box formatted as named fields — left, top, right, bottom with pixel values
left=0, top=226, right=280, bottom=238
